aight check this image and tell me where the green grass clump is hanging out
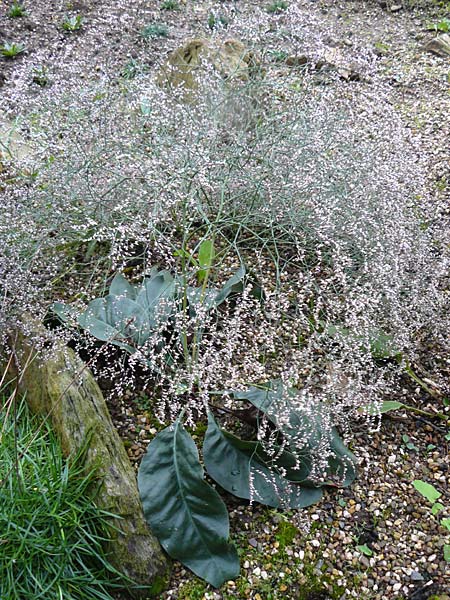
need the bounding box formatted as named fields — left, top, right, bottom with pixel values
left=161, top=0, right=179, bottom=9
left=61, top=14, right=83, bottom=32
left=7, top=2, right=26, bottom=18
left=141, top=23, right=169, bottom=38
left=0, top=398, right=130, bottom=600
left=267, top=1, right=288, bottom=13
left=0, top=42, right=26, bottom=58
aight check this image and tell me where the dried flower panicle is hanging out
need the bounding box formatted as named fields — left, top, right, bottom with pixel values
left=1, top=8, right=448, bottom=494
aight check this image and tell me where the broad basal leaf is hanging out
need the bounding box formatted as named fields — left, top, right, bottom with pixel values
left=203, top=412, right=323, bottom=509
left=138, top=419, right=239, bottom=587
left=187, top=267, right=246, bottom=314
left=135, top=270, right=175, bottom=318
left=109, top=272, right=137, bottom=300
left=77, top=295, right=148, bottom=349
left=327, top=429, right=357, bottom=487
left=213, top=266, right=245, bottom=308
left=52, top=301, right=78, bottom=324
left=232, top=381, right=357, bottom=487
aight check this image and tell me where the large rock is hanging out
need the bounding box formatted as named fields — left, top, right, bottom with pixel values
left=0, top=117, right=33, bottom=173
left=156, top=37, right=260, bottom=98
left=424, top=34, right=450, bottom=57
left=8, top=328, right=169, bottom=598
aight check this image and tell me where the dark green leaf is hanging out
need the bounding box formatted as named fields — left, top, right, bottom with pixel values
left=232, top=381, right=357, bottom=487
left=212, top=266, right=246, bottom=307
left=203, top=412, right=323, bottom=509
left=138, top=419, right=239, bottom=587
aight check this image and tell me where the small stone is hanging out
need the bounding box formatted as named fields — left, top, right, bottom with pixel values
left=285, top=55, right=308, bottom=67
left=360, top=556, right=370, bottom=568
left=390, top=4, right=402, bottom=11
left=393, top=583, right=402, bottom=591
left=253, top=567, right=261, bottom=577
left=248, top=537, right=258, bottom=548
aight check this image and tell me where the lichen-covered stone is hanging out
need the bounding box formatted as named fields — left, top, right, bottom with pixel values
left=8, top=327, right=169, bottom=598
left=424, top=34, right=450, bottom=57
left=156, top=37, right=260, bottom=98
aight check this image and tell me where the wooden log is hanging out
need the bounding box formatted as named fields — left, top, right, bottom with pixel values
left=8, top=328, right=169, bottom=598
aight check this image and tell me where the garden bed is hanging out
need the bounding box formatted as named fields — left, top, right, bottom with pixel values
left=1, top=1, right=449, bottom=599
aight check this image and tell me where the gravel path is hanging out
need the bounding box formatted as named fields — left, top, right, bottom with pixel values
left=1, top=1, right=449, bottom=599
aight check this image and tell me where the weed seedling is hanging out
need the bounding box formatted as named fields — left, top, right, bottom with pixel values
left=161, top=0, right=179, bottom=9
left=141, top=23, right=168, bottom=38
left=427, top=17, right=450, bottom=33
left=1, top=42, right=25, bottom=58
left=32, top=65, right=49, bottom=87
left=207, top=12, right=229, bottom=30
left=120, top=59, right=147, bottom=80
left=413, top=480, right=450, bottom=563
left=269, top=49, right=289, bottom=62
left=62, top=14, right=83, bottom=32
left=7, top=1, right=26, bottom=17
left=267, top=1, right=288, bottom=13
left=402, top=434, right=418, bottom=452
left=356, top=543, right=373, bottom=557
